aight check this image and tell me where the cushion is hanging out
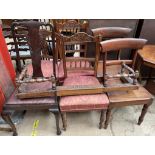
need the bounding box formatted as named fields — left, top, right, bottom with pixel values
left=60, top=76, right=109, bottom=112
left=58, top=60, right=94, bottom=78
left=18, top=81, right=53, bottom=93
left=5, top=90, right=56, bottom=110
left=27, top=60, right=58, bottom=78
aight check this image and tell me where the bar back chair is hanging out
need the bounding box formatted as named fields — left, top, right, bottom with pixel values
left=1, top=21, right=61, bottom=135
left=91, top=27, right=132, bottom=77
left=99, top=38, right=154, bottom=129
left=57, top=32, right=109, bottom=130
left=56, top=32, right=96, bottom=81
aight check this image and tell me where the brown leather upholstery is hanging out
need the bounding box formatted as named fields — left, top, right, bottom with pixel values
left=4, top=90, right=56, bottom=110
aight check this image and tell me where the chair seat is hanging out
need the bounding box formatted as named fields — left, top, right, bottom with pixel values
left=18, top=81, right=53, bottom=93
left=60, top=76, right=109, bottom=112
left=4, top=90, right=56, bottom=110
left=97, top=61, right=121, bottom=77
left=27, top=60, right=58, bottom=78
left=58, top=60, right=94, bottom=78
left=107, top=79, right=153, bottom=107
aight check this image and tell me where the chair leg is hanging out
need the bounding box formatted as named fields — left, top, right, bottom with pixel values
left=138, top=104, right=150, bottom=125
left=61, top=112, right=67, bottom=131
left=99, top=110, right=105, bottom=129
left=53, top=112, right=61, bottom=135
left=1, top=113, right=18, bottom=136
left=104, top=108, right=112, bottom=129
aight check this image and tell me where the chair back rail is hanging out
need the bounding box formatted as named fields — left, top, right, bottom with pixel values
left=100, top=38, right=147, bottom=85
left=92, top=27, right=132, bottom=60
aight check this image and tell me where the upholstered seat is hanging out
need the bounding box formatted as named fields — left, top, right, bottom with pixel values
left=60, top=76, right=109, bottom=112
left=18, top=81, right=53, bottom=93
left=5, top=90, right=56, bottom=110
left=27, top=60, right=58, bottom=78
left=58, top=60, right=94, bottom=78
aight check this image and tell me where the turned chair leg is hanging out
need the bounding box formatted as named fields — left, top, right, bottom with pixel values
left=138, top=104, right=150, bottom=125
left=1, top=113, right=17, bottom=136
left=104, top=108, right=112, bottom=129
left=99, top=110, right=105, bottom=129
left=61, top=112, right=67, bottom=131
left=53, top=112, right=61, bottom=135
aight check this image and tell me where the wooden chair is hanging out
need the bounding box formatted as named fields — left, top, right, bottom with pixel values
left=2, top=20, right=37, bottom=72
left=54, top=19, right=89, bottom=59
left=91, top=27, right=132, bottom=77
left=99, top=38, right=154, bottom=129
left=57, top=32, right=109, bottom=130
left=2, top=21, right=61, bottom=135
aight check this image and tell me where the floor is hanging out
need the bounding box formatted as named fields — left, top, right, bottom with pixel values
left=0, top=99, right=155, bottom=136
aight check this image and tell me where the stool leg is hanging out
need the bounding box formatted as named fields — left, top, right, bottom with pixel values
left=138, top=104, right=151, bottom=125
left=99, top=110, right=105, bottom=129
left=1, top=113, right=17, bottom=136
left=104, top=108, right=112, bottom=129
left=61, top=112, right=67, bottom=131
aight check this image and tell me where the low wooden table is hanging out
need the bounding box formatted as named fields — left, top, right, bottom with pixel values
left=138, top=45, right=155, bottom=95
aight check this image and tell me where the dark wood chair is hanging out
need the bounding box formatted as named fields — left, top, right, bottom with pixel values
left=1, top=21, right=61, bottom=135
left=57, top=32, right=109, bottom=130
left=99, top=38, right=154, bottom=129
left=54, top=19, right=89, bottom=59
left=2, top=20, right=37, bottom=72
left=91, top=27, right=132, bottom=77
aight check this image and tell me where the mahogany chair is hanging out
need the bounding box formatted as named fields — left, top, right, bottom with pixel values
left=57, top=32, right=109, bottom=130
left=91, top=27, right=132, bottom=77
left=2, top=21, right=61, bottom=135
left=54, top=19, right=89, bottom=59
left=99, top=38, right=154, bottom=129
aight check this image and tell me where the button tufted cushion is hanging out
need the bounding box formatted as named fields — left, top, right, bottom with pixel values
left=60, top=76, right=109, bottom=112
left=58, top=60, right=94, bottom=78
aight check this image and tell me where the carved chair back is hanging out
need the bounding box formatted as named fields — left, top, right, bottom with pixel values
left=56, top=32, right=100, bottom=78
left=11, top=21, right=55, bottom=71
left=54, top=20, right=89, bottom=59
left=100, top=38, right=147, bottom=85
left=13, top=21, right=57, bottom=99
